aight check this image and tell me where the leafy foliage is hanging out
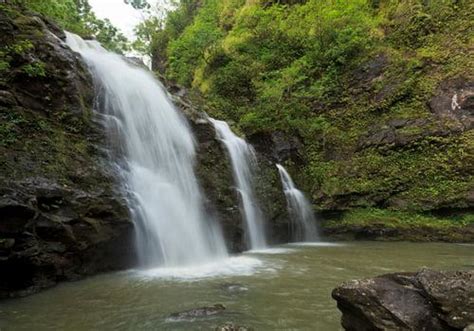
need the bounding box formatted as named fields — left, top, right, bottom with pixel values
left=124, top=0, right=150, bottom=10
left=12, top=0, right=129, bottom=53
left=146, top=0, right=473, bottom=215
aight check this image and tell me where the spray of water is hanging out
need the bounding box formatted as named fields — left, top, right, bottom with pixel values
left=210, top=119, right=267, bottom=250
left=66, top=32, right=227, bottom=267
left=276, top=164, right=319, bottom=242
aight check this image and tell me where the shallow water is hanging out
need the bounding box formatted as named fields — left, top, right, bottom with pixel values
left=1, top=242, right=473, bottom=331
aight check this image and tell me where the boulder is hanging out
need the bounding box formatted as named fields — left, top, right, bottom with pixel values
left=332, top=269, right=474, bottom=331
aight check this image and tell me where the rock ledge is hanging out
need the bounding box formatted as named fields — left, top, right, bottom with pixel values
left=332, top=269, right=474, bottom=331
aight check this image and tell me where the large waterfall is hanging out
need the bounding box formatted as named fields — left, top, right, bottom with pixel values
left=210, top=119, right=267, bottom=250
left=276, top=164, right=319, bottom=242
left=65, top=33, right=227, bottom=267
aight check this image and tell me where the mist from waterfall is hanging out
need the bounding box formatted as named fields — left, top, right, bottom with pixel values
left=65, top=32, right=228, bottom=268
left=276, top=164, right=319, bottom=242
left=210, top=119, right=267, bottom=250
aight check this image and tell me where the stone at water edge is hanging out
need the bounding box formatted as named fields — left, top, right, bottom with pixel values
left=332, top=269, right=474, bottom=331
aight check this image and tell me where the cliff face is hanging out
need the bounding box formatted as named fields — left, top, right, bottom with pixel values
left=151, top=0, right=474, bottom=231
left=172, top=88, right=290, bottom=252
left=0, top=5, right=134, bottom=299
left=0, top=4, right=291, bottom=298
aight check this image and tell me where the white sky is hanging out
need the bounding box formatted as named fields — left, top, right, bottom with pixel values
left=89, top=0, right=143, bottom=40
left=89, top=0, right=172, bottom=41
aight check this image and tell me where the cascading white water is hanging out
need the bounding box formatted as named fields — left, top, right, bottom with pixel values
left=210, top=119, right=267, bottom=250
left=65, top=32, right=227, bottom=267
left=276, top=164, right=319, bottom=242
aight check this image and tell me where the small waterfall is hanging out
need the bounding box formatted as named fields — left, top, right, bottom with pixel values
left=65, top=32, right=227, bottom=267
left=276, top=164, right=319, bottom=242
left=210, top=119, right=267, bottom=250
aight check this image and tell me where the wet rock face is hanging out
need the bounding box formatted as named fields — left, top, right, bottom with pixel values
left=332, top=269, right=474, bottom=331
left=174, top=89, right=290, bottom=251
left=192, top=117, right=291, bottom=251
left=0, top=6, right=134, bottom=299
left=192, top=119, right=245, bottom=252
left=359, top=77, right=474, bottom=150
left=429, top=78, right=474, bottom=130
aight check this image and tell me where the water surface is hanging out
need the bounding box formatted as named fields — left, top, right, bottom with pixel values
left=1, top=242, right=472, bottom=331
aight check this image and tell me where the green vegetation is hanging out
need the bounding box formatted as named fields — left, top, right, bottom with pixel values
left=323, top=207, right=474, bottom=241
left=327, top=208, right=474, bottom=230
left=22, top=61, right=46, bottom=77
left=140, top=0, right=473, bottom=221
left=8, top=0, right=129, bottom=52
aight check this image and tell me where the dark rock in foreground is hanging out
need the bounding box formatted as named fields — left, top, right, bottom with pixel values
left=332, top=269, right=474, bottom=331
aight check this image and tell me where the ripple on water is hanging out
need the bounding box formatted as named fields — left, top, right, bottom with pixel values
left=246, top=247, right=296, bottom=254
left=288, top=242, right=347, bottom=247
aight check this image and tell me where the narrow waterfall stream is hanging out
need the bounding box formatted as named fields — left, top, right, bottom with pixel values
left=65, top=33, right=228, bottom=267
left=276, top=164, right=319, bottom=242
left=210, top=119, right=267, bottom=250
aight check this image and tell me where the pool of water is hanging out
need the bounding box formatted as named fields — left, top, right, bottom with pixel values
left=1, top=242, right=472, bottom=330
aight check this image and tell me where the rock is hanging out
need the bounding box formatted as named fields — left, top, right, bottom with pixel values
left=168, top=304, right=226, bottom=321
left=0, top=5, right=134, bottom=299
left=187, top=105, right=290, bottom=251
left=215, top=322, right=254, bottom=331
left=220, top=282, right=249, bottom=294
left=0, top=238, right=15, bottom=250
left=417, top=269, right=474, bottom=329
left=332, top=269, right=474, bottom=331
left=429, top=77, right=474, bottom=130
left=192, top=118, right=245, bottom=252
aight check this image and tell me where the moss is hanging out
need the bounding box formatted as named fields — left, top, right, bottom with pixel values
left=325, top=208, right=474, bottom=230
left=142, top=0, right=474, bottom=229
left=0, top=111, right=26, bottom=146
left=21, top=60, right=46, bottom=77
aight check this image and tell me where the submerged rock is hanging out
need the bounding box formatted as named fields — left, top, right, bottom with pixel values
left=219, top=282, right=249, bottom=294
left=332, top=269, right=474, bottom=331
left=168, top=304, right=226, bottom=321
left=215, top=322, right=254, bottom=331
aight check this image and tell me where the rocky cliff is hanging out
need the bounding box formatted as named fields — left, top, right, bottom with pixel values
left=0, top=4, right=292, bottom=298
left=148, top=0, right=474, bottom=238
left=0, top=5, right=134, bottom=299
left=171, top=87, right=290, bottom=252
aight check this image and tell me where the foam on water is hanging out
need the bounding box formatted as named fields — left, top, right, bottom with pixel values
left=133, top=256, right=265, bottom=280
left=246, top=247, right=296, bottom=255
left=289, top=242, right=346, bottom=247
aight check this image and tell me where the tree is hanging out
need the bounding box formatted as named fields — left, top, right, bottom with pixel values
left=124, top=0, right=150, bottom=10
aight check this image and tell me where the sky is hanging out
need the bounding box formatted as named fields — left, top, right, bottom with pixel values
left=89, top=0, right=144, bottom=40
left=89, top=0, right=172, bottom=41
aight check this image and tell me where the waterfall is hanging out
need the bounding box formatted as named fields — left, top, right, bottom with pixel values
left=210, top=119, right=267, bottom=250
left=65, top=32, right=227, bottom=267
left=276, top=164, right=319, bottom=242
